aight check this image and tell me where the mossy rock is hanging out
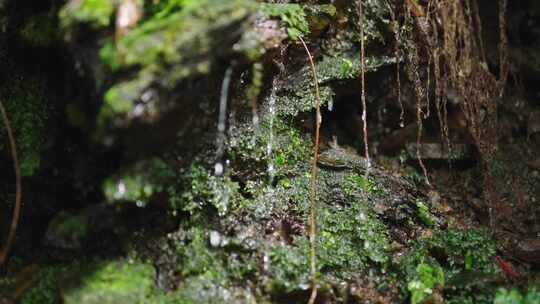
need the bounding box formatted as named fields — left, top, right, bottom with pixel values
left=103, top=157, right=176, bottom=206
left=61, top=260, right=155, bottom=304
left=59, top=0, right=115, bottom=31
left=0, top=78, right=49, bottom=176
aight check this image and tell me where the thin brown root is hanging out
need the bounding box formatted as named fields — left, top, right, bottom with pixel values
left=387, top=1, right=404, bottom=127
left=299, top=36, right=321, bottom=304
left=0, top=100, right=22, bottom=267
left=358, top=0, right=371, bottom=175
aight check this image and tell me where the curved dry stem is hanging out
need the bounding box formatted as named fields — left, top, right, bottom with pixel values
left=0, top=100, right=22, bottom=267
left=358, top=0, right=371, bottom=175
left=299, top=36, right=321, bottom=304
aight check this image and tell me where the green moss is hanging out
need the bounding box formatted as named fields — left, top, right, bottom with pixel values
left=415, top=200, right=435, bottom=227
left=21, top=267, right=63, bottom=304
left=1, top=78, right=48, bottom=176
left=103, top=157, right=176, bottom=206
left=260, top=3, right=309, bottom=40
left=96, top=0, right=256, bottom=134
left=317, top=54, right=397, bottom=82
left=101, top=0, right=255, bottom=70
left=176, top=163, right=242, bottom=216
left=62, top=261, right=155, bottom=304
left=228, top=117, right=311, bottom=181
left=401, top=229, right=499, bottom=304
left=246, top=170, right=391, bottom=292
left=267, top=243, right=310, bottom=292
left=407, top=262, right=445, bottom=304
left=19, top=13, right=58, bottom=47
left=168, top=226, right=251, bottom=303
left=494, top=287, right=540, bottom=304
left=175, top=227, right=224, bottom=278
left=318, top=195, right=391, bottom=271
left=276, top=54, right=396, bottom=117
left=59, top=0, right=114, bottom=30
left=344, top=173, right=383, bottom=196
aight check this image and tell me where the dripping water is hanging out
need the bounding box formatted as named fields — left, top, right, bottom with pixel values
left=266, top=83, right=277, bottom=185
left=215, top=64, right=234, bottom=176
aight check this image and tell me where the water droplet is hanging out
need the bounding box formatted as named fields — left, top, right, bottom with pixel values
left=209, top=230, right=221, bottom=247
left=132, top=104, right=145, bottom=117
left=136, top=200, right=145, bottom=208
left=214, top=162, right=224, bottom=176
left=328, top=100, right=334, bottom=112
left=253, top=113, right=259, bottom=126
left=114, top=181, right=126, bottom=199
left=263, top=253, right=270, bottom=272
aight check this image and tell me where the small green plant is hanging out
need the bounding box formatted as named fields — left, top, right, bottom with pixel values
left=260, top=3, right=309, bottom=40
left=344, top=173, right=382, bottom=196
left=339, top=58, right=354, bottom=78
left=415, top=200, right=435, bottom=227
left=407, top=262, right=445, bottom=304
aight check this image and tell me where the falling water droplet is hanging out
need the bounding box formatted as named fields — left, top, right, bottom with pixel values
left=328, top=99, right=334, bottom=112
left=252, top=113, right=260, bottom=126
left=399, top=121, right=405, bottom=128
left=215, top=64, right=234, bottom=176
left=114, top=181, right=126, bottom=199
left=214, top=162, right=224, bottom=176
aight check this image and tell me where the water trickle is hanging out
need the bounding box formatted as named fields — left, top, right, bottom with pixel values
left=215, top=65, right=234, bottom=176
left=266, top=85, right=277, bottom=184
left=358, top=212, right=366, bottom=221
left=252, top=113, right=260, bottom=126
left=114, top=181, right=126, bottom=200
left=328, top=99, right=334, bottom=112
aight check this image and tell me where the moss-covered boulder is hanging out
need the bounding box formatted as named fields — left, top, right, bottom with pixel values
left=61, top=261, right=155, bottom=304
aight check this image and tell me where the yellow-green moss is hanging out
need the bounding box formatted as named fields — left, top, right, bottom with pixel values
left=59, top=0, right=114, bottom=30
left=62, top=261, right=155, bottom=304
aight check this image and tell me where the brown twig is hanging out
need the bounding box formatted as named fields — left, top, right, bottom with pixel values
left=359, top=0, right=371, bottom=175
left=0, top=100, right=22, bottom=267
left=299, top=36, right=321, bottom=304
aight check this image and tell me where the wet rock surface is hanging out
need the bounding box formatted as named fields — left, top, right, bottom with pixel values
left=1, top=0, right=540, bottom=303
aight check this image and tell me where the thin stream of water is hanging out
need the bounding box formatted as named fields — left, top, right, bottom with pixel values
left=266, top=84, right=277, bottom=184
left=215, top=65, right=234, bottom=176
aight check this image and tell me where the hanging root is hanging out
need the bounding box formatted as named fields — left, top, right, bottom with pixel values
left=0, top=100, right=22, bottom=267
left=358, top=0, right=371, bottom=176
left=299, top=36, right=321, bottom=304
left=396, top=0, right=509, bottom=216
left=403, top=4, right=431, bottom=186
left=387, top=1, right=404, bottom=128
